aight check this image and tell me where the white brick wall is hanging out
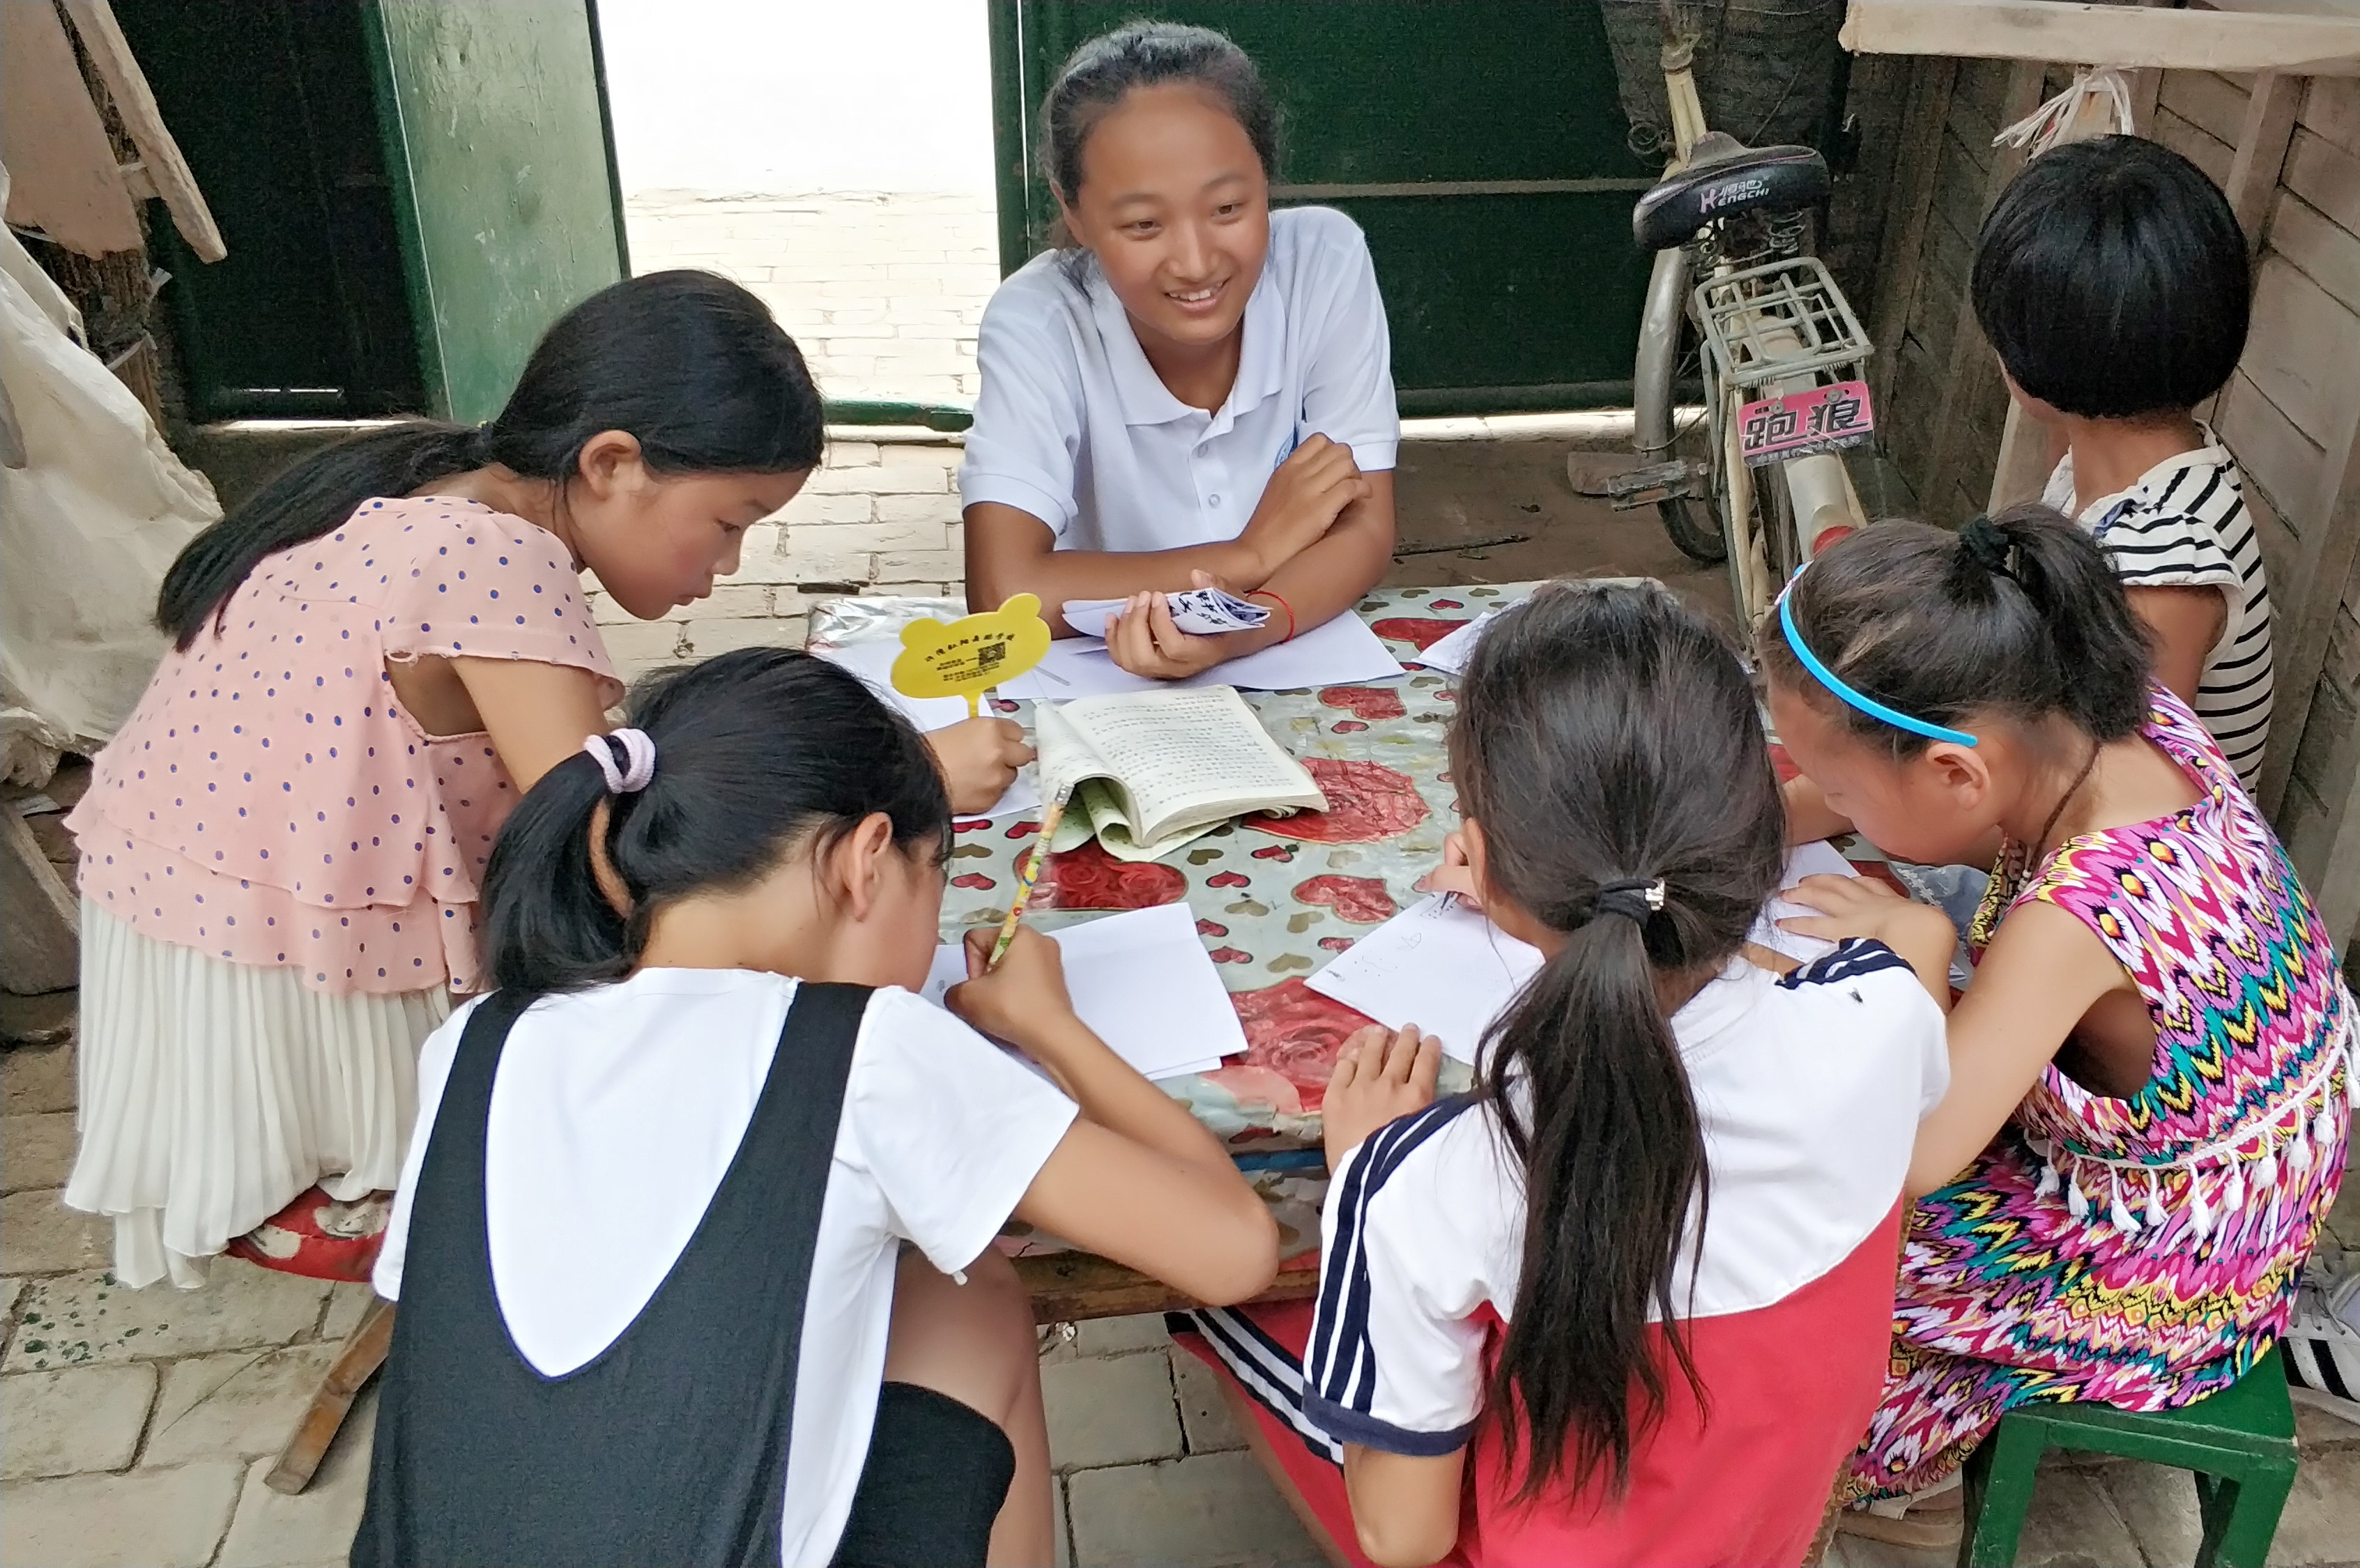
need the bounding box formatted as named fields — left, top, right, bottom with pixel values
left=585, top=431, right=966, bottom=683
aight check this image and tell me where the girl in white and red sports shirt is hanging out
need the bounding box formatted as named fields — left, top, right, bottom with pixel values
left=1172, top=581, right=1952, bottom=1567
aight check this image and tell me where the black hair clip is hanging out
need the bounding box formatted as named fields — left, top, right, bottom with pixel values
left=1959, top=515, right=2021, bottom=581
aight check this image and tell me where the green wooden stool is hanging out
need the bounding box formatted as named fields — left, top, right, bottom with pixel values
left=1957, top=1346, right=2299, bottom=1567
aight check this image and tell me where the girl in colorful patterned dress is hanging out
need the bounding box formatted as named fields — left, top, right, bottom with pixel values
left=63, top=271, right=1031, bottom=1289
left=1770, top=508, right=2353, bottom=1548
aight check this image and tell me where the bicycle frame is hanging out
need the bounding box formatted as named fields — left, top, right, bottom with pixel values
left=1632, top=3, right=1869, bottom=624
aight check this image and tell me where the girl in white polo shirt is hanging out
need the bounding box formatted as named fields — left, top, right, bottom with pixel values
left=1174, top=583, right=1951, bottom=1566
left=354, top=647, right=1279, bottom=1567
left=960, top=22, right=1400, bottom=679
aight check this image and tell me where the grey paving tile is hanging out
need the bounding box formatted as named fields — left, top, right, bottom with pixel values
left=2270, top=1447, right=2360, bottom=1565
left=2, top=1112, right=76, bottom=1195
left=1066, top=1450, right=1324, bottom=1567
left=2096, top=1461, right=2203, bottom=1567
left=0, top=1043, right=75, bottom=1116
left=1171, top=1348, right=1248, bottom=1455
left=0, top=1461, right=243, bottom=1567
left=1045, top=1350, right=1183, bottom=1471
left=2293, top=1394, right=2360, bottom=1452
left=1075, top=1313, right=1172, bottom=1358
left=2009, top=1464, right=2142, bottom=1565
left=143, top=1343, right=340, bottom=1468
left=7, top=1263, right=328, bottom=1371
left=213, top=1388, right=375, bottom=1568
left=0, top=1362, right=156, bottom=1480
left=0, top=1190, right=109, bottom=1275
left=319, top=1282, right=377, bottom=1343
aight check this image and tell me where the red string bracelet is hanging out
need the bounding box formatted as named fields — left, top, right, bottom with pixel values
left=1250, top=589, right=1298, bottom=643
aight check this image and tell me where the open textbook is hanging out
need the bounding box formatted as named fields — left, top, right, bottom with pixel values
left=1035, top=685, right=1327, bottom=861
left=1307, top=843, right=1862, bottom=1062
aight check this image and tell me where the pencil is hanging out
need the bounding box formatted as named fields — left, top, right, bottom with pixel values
left=985, top=792, right=1068, bottom=971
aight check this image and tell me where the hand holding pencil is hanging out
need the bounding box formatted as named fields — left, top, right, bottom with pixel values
left=984, top=790, right=1069, bottom=971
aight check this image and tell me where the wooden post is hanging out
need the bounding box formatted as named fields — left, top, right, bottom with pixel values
left=1868, top=57, right=1961, bottom=424
left=2223, top=72, right=2307, bottom=253
left=57, top=0, right=224, bottom=261
left=1920, top=60, right=2049, bottom=522
left=2259, top=397, right=2360, bottom=820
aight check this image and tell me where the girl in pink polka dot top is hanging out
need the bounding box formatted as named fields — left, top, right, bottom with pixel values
left=63, top=272, right=1029, bottom=1289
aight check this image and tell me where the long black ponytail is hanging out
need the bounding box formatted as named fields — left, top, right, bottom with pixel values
left=156, top=270, right=824, bottom=650
left=1760, top=506, right=2153, bottom=757
left=482, top=647, right=949, bottom=994
left=1452, top=581, right=1786, bottom=1500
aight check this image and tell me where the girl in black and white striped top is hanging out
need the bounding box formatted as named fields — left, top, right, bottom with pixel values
left=1974, top=134, right=2273, bottom=792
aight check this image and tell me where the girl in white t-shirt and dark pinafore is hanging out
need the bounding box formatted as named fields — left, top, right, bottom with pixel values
left=353, top=647, right=1278, bottom=1567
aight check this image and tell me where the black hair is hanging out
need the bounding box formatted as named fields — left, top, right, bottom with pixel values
left=1970, top=134, right=2248, bottom=419
left=1040, top=21, right=1281, bottom=224
left=1761, top=507, right=2154, bottom=757
left=1451, top=581, right=1786, bottom=1500
left=157, top=270, right=824, bottom=650
left=482, top=647, right=949, bottom=994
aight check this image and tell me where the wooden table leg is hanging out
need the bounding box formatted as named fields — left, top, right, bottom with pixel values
left=265, top=1294, right=394, bottom=1496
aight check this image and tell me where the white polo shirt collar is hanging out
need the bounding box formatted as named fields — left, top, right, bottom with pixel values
left=1084, top=259, right=1287, bottom=440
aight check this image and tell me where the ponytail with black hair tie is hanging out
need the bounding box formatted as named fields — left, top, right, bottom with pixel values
left=1959, top=514, right=2021, bottom=581
left=1590, top=878, right=1666, bottom=925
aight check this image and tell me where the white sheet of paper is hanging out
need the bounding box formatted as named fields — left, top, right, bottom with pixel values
left=921, top=902, right=1244, bottom=1080
left=1061, top=587, right=1271, bottom=638
left=1308, top=846, right=1869, bottom=1064
left=999, top=610, right=1406, bottom=699
left=816, top=641, right=1041, bottom=820
left=1746, top=840, right=1860, bottom=964
left=1411, top=609, right=1499, bottom=677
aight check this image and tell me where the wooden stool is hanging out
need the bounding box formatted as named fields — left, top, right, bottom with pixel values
left=266, top=1294, right=393, bottom=1494
left=1958, top=1346, right=2299, bottom=1567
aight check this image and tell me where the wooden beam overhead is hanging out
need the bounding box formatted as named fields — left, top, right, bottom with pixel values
left=1841, top=0, right=2360, bottom=76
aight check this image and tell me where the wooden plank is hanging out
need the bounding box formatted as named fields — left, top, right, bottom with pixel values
left=58, top=0, right=225, bottom=263
left=2259, top=357, right=2360, bottom=815
left=2282, top=125, right=2360, bottom=222
left=2162, top=69, right=2257, bottom=147
left=2244, top=253, right=2360, bottom=444
left=2154, top=105, right=2240, bottom=186
left=1869, top=57, right=1961, bottom=421
left=2269, top=189, right=2360, bottom=307
left=1013, top=1252, right=1319, bottom=1325
left=1921, top=61, right=2050, bottom=530
left=2216, top=369, right=2328, bottom=533
left=2301, top=76, right=2360, bottom=156
left=2226, top=74, right=2310, bottom=249
left=1841, top=0, right=2360, bottom=75
left=1, top=809, right=78, bottom=996
left=0, top=0, right=141, bottom=256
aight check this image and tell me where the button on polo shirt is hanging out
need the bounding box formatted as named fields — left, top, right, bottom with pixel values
left=959, top=206, right=1400, bottom=556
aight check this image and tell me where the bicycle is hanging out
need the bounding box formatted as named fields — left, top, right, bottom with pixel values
left=1607, top=0, right=1876, bottom=627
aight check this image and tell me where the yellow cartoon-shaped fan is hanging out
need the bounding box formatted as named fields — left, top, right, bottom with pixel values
left=891, top=594, right=1052, bottom=716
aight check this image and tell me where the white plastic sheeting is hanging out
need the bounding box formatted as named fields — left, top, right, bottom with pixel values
left=1, top=161, right=217, bottom=785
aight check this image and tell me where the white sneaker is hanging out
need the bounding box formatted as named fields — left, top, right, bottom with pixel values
left=2284, top=1253, right=2360, bottom=1427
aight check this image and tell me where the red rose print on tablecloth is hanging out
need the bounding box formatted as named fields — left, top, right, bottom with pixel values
left=1248, top=758, right=1430, bottom=844
left=1769, top=741, right=1800, bottom=783
left=1224, top=978, right=1379, bottom=1112
left=1206, top=870, right=1250, bottom=889
left=1196, top=918, right=1228, bottom=938
left=1332, top=720, right=1368, bottom=734
left=1036, top=840, right=1186, bottom=910
left=1208, top=946, right=1252, bottom=964
left=951, top=873, right=995, bottom=891
left=1370, top=617, right=1465, bottom=652
left=1317, top=686, right=1405, bottom=721
left=1292, top=875, right=1397, bottom=923
left=1319, top=935, right=1356, bottom=953
left=1249, top=844, right=1296, bottom=862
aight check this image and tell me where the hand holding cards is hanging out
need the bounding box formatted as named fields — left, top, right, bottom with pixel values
left=1062, top=587, right=1272, bottom=638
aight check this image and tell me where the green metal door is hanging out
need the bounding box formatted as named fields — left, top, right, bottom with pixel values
left=988, top=1, right=1660, bottom=414
left=366, top=0, right=629, bottom=423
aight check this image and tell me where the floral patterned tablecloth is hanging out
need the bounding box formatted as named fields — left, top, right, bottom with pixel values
left=816, top=583, right=1906, bottom=1264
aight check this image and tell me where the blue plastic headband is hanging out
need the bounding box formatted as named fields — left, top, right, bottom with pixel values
left=1777, top=571, right=1979, bottom=748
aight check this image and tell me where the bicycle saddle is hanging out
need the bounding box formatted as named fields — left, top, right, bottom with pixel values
left=1632, top=132, right=1832, bottom=252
